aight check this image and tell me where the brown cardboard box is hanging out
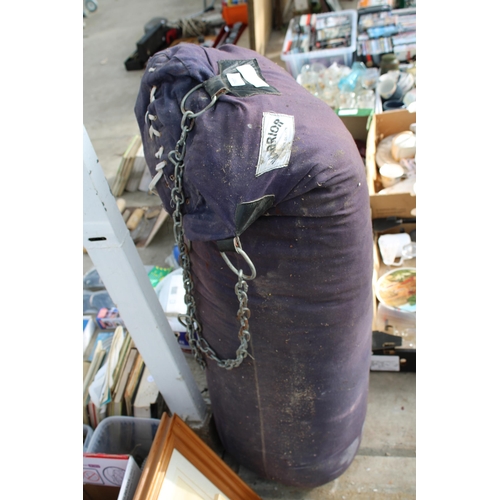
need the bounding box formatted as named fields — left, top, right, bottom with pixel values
left=371, top=223, right=416, bottom=372
left=338, top=112, right=373, bottom=176
left=339, top=113, right=372, bottom=142
left=365, top=109, right=416, bottom=219
left=83, top=484, right=121, bottom=500
left=83, top=454, right=142, bottom=500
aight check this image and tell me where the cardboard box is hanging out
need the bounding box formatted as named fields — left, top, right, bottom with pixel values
left=371, top=223, right=416, bottom=372
left=83, top=453, right=142, bottom=500
left=338, top=111, right=373, bottom=142
left=365, top=109, right=416, bottom=219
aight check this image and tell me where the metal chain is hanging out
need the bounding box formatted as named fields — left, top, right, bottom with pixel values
left=168, top=84, right=256, bottom=370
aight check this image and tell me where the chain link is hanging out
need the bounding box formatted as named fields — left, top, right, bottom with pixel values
left=168, top=85, right=255, bottom=370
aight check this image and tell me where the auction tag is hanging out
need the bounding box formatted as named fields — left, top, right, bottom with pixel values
left=226, top=72, right=246, bottom=87
left=371, top=355, right=400, bottom=372
left=235, top=63, right=269, bottom=88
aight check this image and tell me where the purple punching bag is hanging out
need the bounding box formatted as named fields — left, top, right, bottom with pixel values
left=134, top=43, right=373, bottom=488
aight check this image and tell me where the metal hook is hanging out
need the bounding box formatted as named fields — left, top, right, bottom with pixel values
left=220, top=236, right=256, bottom=280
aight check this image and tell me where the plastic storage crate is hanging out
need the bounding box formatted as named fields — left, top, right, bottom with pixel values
left=86, top=416, right=161, bottom=467
left=281, top=10, right=358, bottom=79
left=83, top=424, right=93, bottom=452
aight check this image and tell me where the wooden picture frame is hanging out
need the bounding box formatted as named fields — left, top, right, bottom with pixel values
left=133, top=413, right=261, bottom=500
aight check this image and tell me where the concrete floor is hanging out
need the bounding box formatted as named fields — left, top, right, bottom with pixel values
left=83, top=1, right=415, bottom=498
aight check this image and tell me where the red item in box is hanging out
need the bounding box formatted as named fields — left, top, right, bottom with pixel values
left=222, top=2, right=248, bottom=25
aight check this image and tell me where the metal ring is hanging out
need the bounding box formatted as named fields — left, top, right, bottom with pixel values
left=220, top=237, right=256, bottom=280
left=180, top=83, right=218, bottom=118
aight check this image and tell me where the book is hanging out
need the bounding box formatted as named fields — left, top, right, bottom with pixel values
left=132, top=366, right=167, bottom=419
left=83, top=341, right=106, bottom=426
left=125, top=144, right=147, bottom=192
left=111, top=135, right=142, bottom=197
left=87, top=331, right=114, bottom=362
left=108, top=346, right=138, bottom=417
left=123, top=353, right=145, bottom=416
left=137, top=158, right=153, bottom=192
left=110, top=332, right=132, bottom=395
left=83, top=361, right=91, bottom=382
left=88, top=399, right=107, bottom=429
left=99, top=326, right=128, bottom=409
left=85, top=326, right=126, bottom=427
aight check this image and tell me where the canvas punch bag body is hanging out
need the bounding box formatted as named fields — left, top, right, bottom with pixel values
left=135, top=43, right=373, bottom=488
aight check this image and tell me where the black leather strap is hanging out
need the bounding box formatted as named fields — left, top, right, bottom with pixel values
left=216, top=195, right=275, bottom=252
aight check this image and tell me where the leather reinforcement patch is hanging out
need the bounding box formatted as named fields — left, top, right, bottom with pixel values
left=203, top=59, right=281, bottom=99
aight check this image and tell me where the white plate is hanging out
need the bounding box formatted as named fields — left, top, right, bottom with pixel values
left=375, top=267, right=416, bottom=313
left=375, top=134, right=398, bottom=168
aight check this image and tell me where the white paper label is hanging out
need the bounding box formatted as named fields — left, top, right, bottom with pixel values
left=337, top=108, right=358, bottom=116
left=295, top=0, right=309, bottom=11
left=255, top=112, right=295, bottom=177
left=371, top=355, right=400, bottom=372
left=227, top=72, right=246, bottom=87
left=236, top=64, right=269, bottom=88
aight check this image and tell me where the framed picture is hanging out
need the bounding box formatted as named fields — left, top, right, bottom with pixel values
left=133, top=413, right=261, bottom=500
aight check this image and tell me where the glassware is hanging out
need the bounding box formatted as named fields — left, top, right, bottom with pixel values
left=380, top=53, right=399, bottom=74
left=337, top=91, right=356, bottom=109
left=338, top=61, right=367, bottom=92
left=356, top=89, right=375, bottom=109
left=320, top=84, right=338, bottom=107
left=361, top=68, right=379, bottom=90
left=300, top=66, right=320, bottom=96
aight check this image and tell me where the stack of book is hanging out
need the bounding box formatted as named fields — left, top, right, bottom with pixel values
left=111, top=135, right=145, bottom=196
left=83, top=326, right=168, bottom=428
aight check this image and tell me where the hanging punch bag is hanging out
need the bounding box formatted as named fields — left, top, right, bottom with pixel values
left=135, top=43, right=373, bottom=488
